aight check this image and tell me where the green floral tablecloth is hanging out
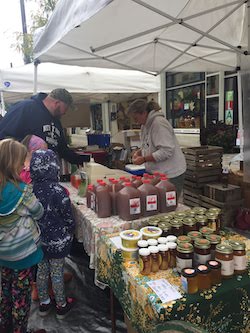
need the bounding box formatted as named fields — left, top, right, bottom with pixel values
left=96, top=232, right=250, bottom=333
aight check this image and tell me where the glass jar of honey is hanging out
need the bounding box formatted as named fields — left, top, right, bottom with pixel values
left=192, top=206, right=207, bottom=215
left=162, top=223, right=172, bottom=237
left=166, top=235, right=177, bottom=243
left=175, top=212, right=186, bottom=220
left=148, top=245, right=160, bottom=273
left=168, top=241, right=177, bottom=268
left=206, top=260, right=222, bottom=285
left=195, top=215, right=208, bottom=229
left=182, top=217, right=197, bottom=235
left=199, top=226, right=214, bottom=238
left=181, top=268, right=198, bottom=294
left=137, top=239, right=149, bottom=249
left=157, top=237, right=168, bottom=245
left=177, top=235, right=192, bottom=245
left=205, top=234, right=221, bottom=259
left=215, top=244, right=234, bottom=279
left=197, top=264, right=211, bottom=290
left=206, top=212, right=219, bottom=233
left=208, top=208, right=221, bottom=231
left=229, top=241, right=247, bottom=275
left=194, top=238, right=211, bottom=265
left=187, top=231, right=202, bottom=244
left=158, top=244, right=169, bottom=270
left=176, top=243, right=194, bottom=273
left=139, top=248, right=151, bottom=275
left=170, top=220, right=183, bottom=237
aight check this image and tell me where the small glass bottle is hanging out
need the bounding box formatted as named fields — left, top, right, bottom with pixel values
left=229, top=241, right=247, bottom=275
left=162, top=224, right=172, bottom=237
left=176, top=243, right=194, bottom=273
left=169, top=220, right=183, bottom=237
left=166, top=235, right=177, bottom=243
left=199, top=227, right=214, bottom=238
left=215, top=244, right=234, bottom=279
left=157, top=237, right=168, bottom=245
left=182, top=217, right=197, bottom=235
left=205, top=234, right=221, bottom=259
left=168, top=241, right=177, bottom=268
left=139, top=248, right=151, bottom=275
left=137, top=239, right=148, bottom=249
left=206, top=260, right=222, bottom=285
left=148, top=246, right=160, bottom=273
left=147, top=238, right=158, bottom=247
left=181, top=268, right=198, bottom=294
left=206, top=212, right=219, bottom=233
left=197, top=264, right=212, bottom=290
left=195, top=215, right=208, bottom=229
left=194, top=238, right=211, bottom=265
left=158, top=244, right=169, bottom=270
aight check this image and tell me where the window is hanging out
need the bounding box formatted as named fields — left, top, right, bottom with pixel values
left=166, top=72, right=205, bottom=88
left=207, top=97, right=219, bottom=125
left=91, top=104, right=103, bottom=131
left=207, top=75, right=219, bottom=95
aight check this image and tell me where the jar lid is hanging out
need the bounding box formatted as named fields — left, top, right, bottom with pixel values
left=192, top=206, right=207, bottom=214
left=205, top=234, right=221, bottom=244
left=148, top=220, right=159, bottom=227
left=170, top=220, right=183, bottom=227
left=199, top=227, right=214, bottom=235
left=194, top=238, right=211, bottom=249
left=229, top=240, right=246, bottom=251
left=185, top=209, right=196, bottom=217
left=208, top=208, right=221, bottom=215
left=139, top=248, right=150, bottom=256
left=120, top=245, right=138, bottom=252
left=197, top=264, right=211, bottom=274
left=175, top=212, right=186, bottom=218
left=167, top=241, right=177, bottom=249
left=120, top=229, right=142, bottom=241
left=206, top=260, right=221, bottom=269
left=166, top=235, right=177, bottom=243
left=163, top=224, right=172, bottom=231
left=177, top=235, right=192, bottom=244
left=137, top=240, right=148, bottom=248
left=206, top=212, right=217, bottom=220
left=181, top=267, right=197, bottom=278
left=147, top=238, right=158, bottom=246
left=215, top=244, right=233, bottom=254
left=158, top=244, right=168, bottom=252
left=187, top=231, right=202, bottom=239
left=148, top=245, right=159, bottom=254
left=158, top=237, right=168, bottom=244
left=195, top=215, right=208, bottom=223
left=182, top=217, right=196, bottom=226
left=177, top=242, right=194, bottom=253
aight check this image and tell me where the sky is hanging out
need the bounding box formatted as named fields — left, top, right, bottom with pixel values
left=0, top=0, right=39, bottom=69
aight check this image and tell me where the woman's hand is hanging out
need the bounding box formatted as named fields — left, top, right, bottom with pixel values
left=132, top=155, right=145, bottom=165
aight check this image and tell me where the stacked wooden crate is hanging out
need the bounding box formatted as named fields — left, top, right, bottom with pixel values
left=182, top=146, right=223, bottom=207
left=200, top=183, right=243, bottom=226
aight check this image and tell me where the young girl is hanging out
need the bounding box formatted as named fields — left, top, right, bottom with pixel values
left=30, top=149, right=76, bottom=320
left=20, top=135, right=48, bottom=184
left=0, top=138, right=46, bottom=333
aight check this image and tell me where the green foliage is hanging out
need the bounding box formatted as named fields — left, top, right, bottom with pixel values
left=12, top=0, right=58, bottom=63
left=203, top=121, right=236, bottom=153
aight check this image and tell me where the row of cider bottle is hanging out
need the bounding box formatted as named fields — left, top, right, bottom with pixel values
left=86, top=172, right=177, bottom=220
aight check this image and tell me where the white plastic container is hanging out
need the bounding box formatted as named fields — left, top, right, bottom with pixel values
left=120, top=229, right=142, bottom=248
left=121, top=246, right=138, bottom=261
left=140, top=226, right=162, bottom=240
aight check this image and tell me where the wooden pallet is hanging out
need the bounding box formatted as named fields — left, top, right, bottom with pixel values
left=183, top=189, right=201, bottom=207
left=183, top=145, right=223, bottom=156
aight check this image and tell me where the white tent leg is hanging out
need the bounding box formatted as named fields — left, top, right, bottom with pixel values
left=33, top=61, right=39, bottom=94
left=0, top=91, right=6, bottom=116
left=237, top=71, right=243, bottom=155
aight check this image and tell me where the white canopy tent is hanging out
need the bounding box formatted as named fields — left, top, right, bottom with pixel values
left=0, top=62, right=160, bottom=105
left=33, top=0, right=250, bottom=74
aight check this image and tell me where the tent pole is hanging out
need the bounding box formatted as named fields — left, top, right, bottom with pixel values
left=237, top=71, right=243, bottom=155
left=33, top=60, right=39, bottom=94
left=0, top=91, right=6, bottom=116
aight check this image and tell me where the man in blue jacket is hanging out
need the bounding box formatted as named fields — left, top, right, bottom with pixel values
left=0, top=88, right=90, bottom=164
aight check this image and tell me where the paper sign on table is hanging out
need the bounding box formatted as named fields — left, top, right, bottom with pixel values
left=110, top=236, right=122, bottom=249
left=147, top=279, right=182, bottom=304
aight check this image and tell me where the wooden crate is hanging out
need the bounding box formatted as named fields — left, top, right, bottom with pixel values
left=183, top=188, right=201, bottom=207
left=204, top=183, right=242, bottom=202
left=183, top=145, right=223, bottom=157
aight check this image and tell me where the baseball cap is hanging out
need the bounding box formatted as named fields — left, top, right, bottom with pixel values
left=49, top=88, right=73, bottom=106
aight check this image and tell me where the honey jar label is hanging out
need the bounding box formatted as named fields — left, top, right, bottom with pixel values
left=234, top=256, right=247, bottom=270
left=216, top=258, right=234, bottom=276
left=194, top=253, right=211, bottom=266
left=176, top=257, right=193, bottom=273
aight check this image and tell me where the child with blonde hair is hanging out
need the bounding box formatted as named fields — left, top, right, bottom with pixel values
left=0, top=138, right=46, bottom=333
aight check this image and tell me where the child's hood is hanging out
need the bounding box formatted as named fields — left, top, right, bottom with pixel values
left=0, top=182, right=26, bottom=216
left=30, top=149, right=60, bottom=183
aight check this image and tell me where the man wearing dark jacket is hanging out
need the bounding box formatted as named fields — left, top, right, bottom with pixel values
left=0, top=88, right=90, bottom=164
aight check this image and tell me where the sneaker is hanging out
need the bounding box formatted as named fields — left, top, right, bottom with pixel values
left=56, top=297, right=76, bottom=320
left=39, top=301, right=53, bottom=317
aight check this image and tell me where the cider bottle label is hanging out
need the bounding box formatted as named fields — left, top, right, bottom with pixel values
left=146, top=195, right=157, bottom=211
left=129, top=198, right=141, bottom=215
left=166, top=191, right=176, bottom=207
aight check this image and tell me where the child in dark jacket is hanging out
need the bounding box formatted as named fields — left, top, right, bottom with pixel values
left=30, top=149, right=76, bottom=319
